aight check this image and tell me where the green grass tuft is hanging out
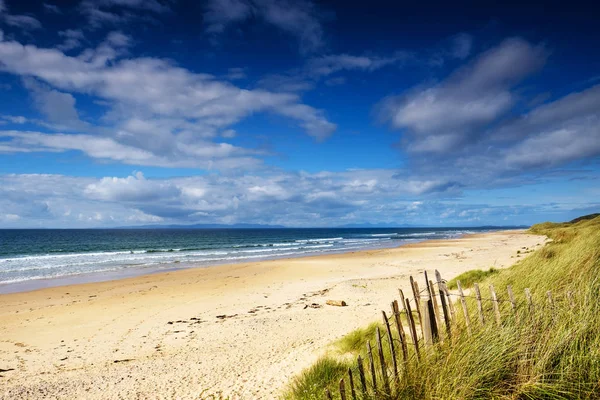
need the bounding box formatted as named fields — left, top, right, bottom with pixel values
left=281, top=357, right=350, bottom=400
left=446, top=267, right=499, bottom=289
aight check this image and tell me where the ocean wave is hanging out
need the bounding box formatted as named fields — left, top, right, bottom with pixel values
left=295, top=237, right=343, bottom=243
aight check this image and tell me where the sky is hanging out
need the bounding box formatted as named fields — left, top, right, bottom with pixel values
left=0, top=0, right=599, bottom=228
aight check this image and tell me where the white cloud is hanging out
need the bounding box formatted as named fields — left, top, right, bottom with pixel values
left=2, top=171, right=597, bottom=228
left=204, top=0, right=325, bottom=54
left=0, top=170, right=463, bottom=227
left=0, top=33, right=336, bottom=164
left=79, top=0, right=170, bottom=27
left=0, top=0, right=42, bottom=30
left=499, top=85, right=600, bottom=169
left=307, top=52, right=410, bottom=77
left=43, top=3, right=61, bottom=14
left=24, top=79, right=83, bottom=126
left=380, top=38, right=548, bottom=153
left=1, top=115, right=27, bottom=124
left=84, top=172, right=181, bottom=202
left=57, top=29, right=85, bottom=52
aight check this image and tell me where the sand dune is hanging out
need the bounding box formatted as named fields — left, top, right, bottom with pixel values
left=0, top=230, right=545, bottom=399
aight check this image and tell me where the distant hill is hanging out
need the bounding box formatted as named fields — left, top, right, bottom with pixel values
left=117, top=223, right=286, bottom=229
left=569, top=213, right=600, bottom=224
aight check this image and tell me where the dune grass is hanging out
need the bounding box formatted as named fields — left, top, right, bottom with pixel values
left=446, top=267, right=499, bottom=289
left=282, top=215, right=600, bottom=399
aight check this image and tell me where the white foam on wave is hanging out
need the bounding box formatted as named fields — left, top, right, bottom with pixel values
left=295, top=237, right=343, bottom=243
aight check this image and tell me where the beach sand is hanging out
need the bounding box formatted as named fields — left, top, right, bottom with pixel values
left=0, top=230, right=546, bottom=399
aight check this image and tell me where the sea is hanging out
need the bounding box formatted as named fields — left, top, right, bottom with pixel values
left=0, top=227, right=499, bottom=293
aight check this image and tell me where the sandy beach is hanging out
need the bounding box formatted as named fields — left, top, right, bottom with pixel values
left=0, top=230, right=545, bottom=399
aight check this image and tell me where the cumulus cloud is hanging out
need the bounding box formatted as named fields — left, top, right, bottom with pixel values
left=0, top=33, right=336, bottom=164
left=0, top=170, right=462, bottom=227
left=2, top=171, right=597, bottom=228
left=204, top=0, right=325, bottom=54
left=380, top=38, right=548, bottom=153
left=23, top=79, right=84, bottom=127
left=499, top=85, right=600, bottom=169
left=374, top=37, right=600, bottom=190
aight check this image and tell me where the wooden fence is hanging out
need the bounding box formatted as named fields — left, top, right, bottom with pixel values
left=323, top=270, right=576, bottom=400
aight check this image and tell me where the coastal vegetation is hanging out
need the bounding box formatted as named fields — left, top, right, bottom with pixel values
left=283, top=215, right=600, bottom=399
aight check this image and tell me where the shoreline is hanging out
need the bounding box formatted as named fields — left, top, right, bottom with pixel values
left=0, top=230, right=546, bottom=399
left=0, top=230, right=508, bottom=295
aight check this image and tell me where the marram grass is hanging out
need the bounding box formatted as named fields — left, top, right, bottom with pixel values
left=282, top=215, right=600, bottom=399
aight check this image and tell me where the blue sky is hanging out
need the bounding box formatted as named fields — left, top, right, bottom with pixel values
left=0, top=0, right=599, bottom=228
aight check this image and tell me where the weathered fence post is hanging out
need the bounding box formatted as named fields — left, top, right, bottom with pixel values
left=376, top=327, right=391, bottom=395
left=357, top=355, right=367, bottom=396
left=435, top=270, right=452, bottom=339
left=347, top=368, right=356, bottom=400
left=421, top=300, right=432, bottom=347
left=410, top=276, right=424, bottom=338
left=382, top=310, right=398, bottom=380
left=398, top=289, right=407, bottom=313
left=443, top=281, right=456, bottom=322
left=339, top=378, right=346, bottom=400
left=507, top=285, right=516, bottom=315
left=428, top=279, right=442, bottom=333
left=424, top=271, right=439, bottom=343
left=474, top=283, right=485, bottom=325
left=490, top=284, right=501, bottom=326
left=405, top=298, right=420, bottom=360
left=367, top=341, right=377, bottom=394
left=456, top=280, right=472, bottom=335
left=392, top=301, right=409, bottom=365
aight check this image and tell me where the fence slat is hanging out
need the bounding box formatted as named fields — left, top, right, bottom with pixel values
left=456, top=280, right=472, bottom=335
left=339, top=378, right=346, bottom=400
left=405, top=298, right=420, bottom=360
left=490, top=284, right=501, bottom=326
left=474, top=283, right=485, bottom=325
left=443, top=281, right=456, bottom=322
left=423, top=272, right=439, bottom=342
left=422, top=298, right=434, bottom=347
left=367, top=341, right=377, bottom=394
left=382, top=310, right=398, bottom=379
left=428, top=279, right=442, bottom=333
left=357, top=355, right=367, bottom=396
left=398, top=289, right=407, bottom=313
left=376, top=327, right=391, bottom=395
left=392, top=301, right=409, bottom=364
left=507, top=285, right=516, bottom=314
left=435, top=270, right=452, bottom=339
left=410, top=276, right=424, bottom=338
left=348, top=368, right=357, bottom=400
